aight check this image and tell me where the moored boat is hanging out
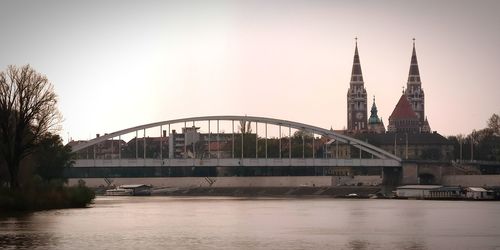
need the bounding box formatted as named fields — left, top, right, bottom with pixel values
left=105, top=188, right=134, bottom=196
left=120, top=184, right=152, bottom=196
left=105, top=184, right=152, bottom=196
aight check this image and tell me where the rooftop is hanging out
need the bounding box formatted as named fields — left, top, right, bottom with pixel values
left=397, top=185, right=443, bottom=190
left=389, top=94, right=418, bottom=120
left=355, top=132, right=451, bottom=146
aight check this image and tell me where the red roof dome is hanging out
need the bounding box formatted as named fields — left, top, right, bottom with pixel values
left=389, top=95, right=418, bottom=120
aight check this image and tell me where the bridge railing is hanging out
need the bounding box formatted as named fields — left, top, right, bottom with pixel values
left=74, top=158, right=401, bottom=167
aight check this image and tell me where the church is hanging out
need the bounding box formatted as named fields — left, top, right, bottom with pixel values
left=343, top=39, right=453, bottom=161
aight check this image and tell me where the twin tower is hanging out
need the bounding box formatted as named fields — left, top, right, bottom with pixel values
left=347, top=39, right=430, bottom=134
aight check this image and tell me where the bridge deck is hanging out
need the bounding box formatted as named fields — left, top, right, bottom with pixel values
left=74, top=158, right=401, bottom=168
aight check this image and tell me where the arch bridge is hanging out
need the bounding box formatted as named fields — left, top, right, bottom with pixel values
left=71, top=115, right=401, bottom=169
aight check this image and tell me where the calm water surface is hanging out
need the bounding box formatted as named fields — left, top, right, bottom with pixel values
left=1, top=197, right=500, bottom=249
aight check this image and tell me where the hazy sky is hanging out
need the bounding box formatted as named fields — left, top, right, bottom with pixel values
left=1, top=0, right=499, bottom=141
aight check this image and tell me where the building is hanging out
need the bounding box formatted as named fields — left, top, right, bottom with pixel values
left=396, top=185, right=443, bottom=198
left=396, top=185, right=495, bottom=200
left=356, top=132, right=454, bottom=161
left=387, top=94, right=421, bottom=133
left=465, top=187, right=495, bottom=200
left=341, top=39, right=453, bottom=161
left=126, top=136, right=168, bottom=159
left=70, top=138, right=126, bottom=159
left=367, top=97, right=385, bottom=133
left=396, top=185, right=463, bottom=199
left=346, top=38, right=368, bottom=133
left=346, top=39, right=432, bottom=135
left=387, top=40, right=431, bottom=133
left=169, top=126, right=237, bottom=159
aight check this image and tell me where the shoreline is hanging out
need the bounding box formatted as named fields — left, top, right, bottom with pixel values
left=150, top=186, right=383, bottom=198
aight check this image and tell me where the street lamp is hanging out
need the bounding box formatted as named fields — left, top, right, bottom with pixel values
left=459, top=137, right=463, bottom=163
left=469, top=135, right=474, bottom=162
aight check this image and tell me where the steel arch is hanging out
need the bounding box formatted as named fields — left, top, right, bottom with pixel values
left=70, top=115, right=401, bottom=162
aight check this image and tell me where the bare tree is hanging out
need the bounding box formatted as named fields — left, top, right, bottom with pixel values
left=487, top=113, right=500, bottom=136
left=0, top=65, right=61, bottom=189
left=239, top=120, right=252, bottom=134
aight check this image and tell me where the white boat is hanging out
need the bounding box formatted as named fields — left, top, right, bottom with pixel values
left=105, top=184, right=152, bottom=196
left=105, top=188, right=134, bottom=196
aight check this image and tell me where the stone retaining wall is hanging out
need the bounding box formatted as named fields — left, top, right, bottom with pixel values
left=442, top=175, right=500, bottom=187
left=68, top=175, right=382, bottom=188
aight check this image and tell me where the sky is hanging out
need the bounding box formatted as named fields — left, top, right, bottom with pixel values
left=1, top=0, right=499, bottom=141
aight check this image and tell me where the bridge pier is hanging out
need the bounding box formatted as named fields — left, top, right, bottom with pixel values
left=402, top=162, right=419, bottom=184
left=401, top=161, right=454, bottom=185
left=382, top=166, right=402, bottom=186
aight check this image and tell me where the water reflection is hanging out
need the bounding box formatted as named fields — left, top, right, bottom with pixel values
left=0, top=214, right=57, bottom=249
left=1, top=198, right=500, bottom=249
left=347, top=239, right=369, bottom=250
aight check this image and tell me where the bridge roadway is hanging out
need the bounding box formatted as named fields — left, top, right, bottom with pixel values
left=74, top=158, right=401, bottom=168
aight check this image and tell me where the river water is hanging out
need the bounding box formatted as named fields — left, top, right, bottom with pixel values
left=1, top=197, right=500, bottom=250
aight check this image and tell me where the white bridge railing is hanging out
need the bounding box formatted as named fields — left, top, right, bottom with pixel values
left=74, top=158, right=401, bottom=168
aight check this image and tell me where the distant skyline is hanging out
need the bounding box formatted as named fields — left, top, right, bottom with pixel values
left=1, top=0, right=499, bottom=141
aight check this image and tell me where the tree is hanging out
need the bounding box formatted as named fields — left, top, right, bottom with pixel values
left=33, top=133, right=73, bottom=182
left=450, top=113, right=500, bottom=162
left=0, top=65, right=60, bottom=189
left=487, top=113, right=500, bottom=136
left=239, top=120, right=252, bottom=134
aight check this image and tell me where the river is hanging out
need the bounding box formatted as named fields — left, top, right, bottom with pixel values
left=1, top=197, right=500, bottom=249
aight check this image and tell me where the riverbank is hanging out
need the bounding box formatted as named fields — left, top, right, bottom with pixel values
left=0, top=185, right=95, bottom=212
left=150, top=186, right=383, bottom=198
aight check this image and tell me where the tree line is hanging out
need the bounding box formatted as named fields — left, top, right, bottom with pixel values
left=447, top=113, right=500, bottom=162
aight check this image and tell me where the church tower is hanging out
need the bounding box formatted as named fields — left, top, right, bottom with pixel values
left=368, top=96, right=386, bottom=133
left=347, top=38, right=368, bottom=132
left=404, top=39, right=425, bottom=126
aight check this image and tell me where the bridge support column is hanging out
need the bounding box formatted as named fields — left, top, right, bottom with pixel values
left=168, top=124, right=173, bottom=159
left=402, top=162, right=419, bottom=185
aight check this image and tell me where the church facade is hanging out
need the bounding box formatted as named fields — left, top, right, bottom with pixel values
left=346, top=39, right=431, bottom=134
left=343, top=39, right=453, bottom=161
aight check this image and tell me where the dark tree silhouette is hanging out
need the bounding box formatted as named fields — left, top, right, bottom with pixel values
left=0, top=65, right=60, bottom=189
left=34, top=133, right=73, bottom=182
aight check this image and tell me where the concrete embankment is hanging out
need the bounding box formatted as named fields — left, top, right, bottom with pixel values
left=75, top=176, right=384, bottom=197
left=151, top=186, right=382, bottom=197
left=68, top=175, right=383, bottom=188
left=442, top=175, right=500, bottom=187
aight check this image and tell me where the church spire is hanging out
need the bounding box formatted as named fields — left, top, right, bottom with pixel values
left=408, top=38, right=420, bottom=80
left=350, top=37, right=363, bottom=82
left=346, top=37, right=368, bottom=132
left=404, top=38, right=426, bottom=128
